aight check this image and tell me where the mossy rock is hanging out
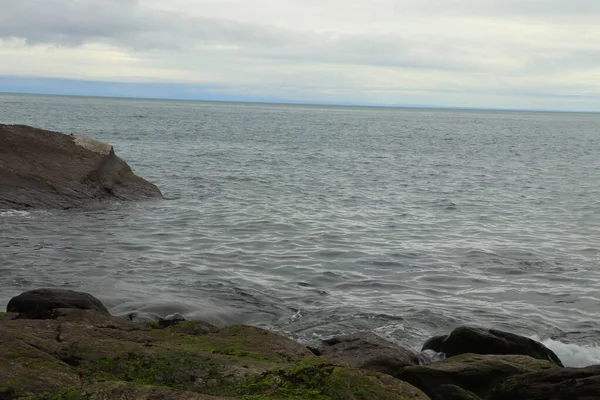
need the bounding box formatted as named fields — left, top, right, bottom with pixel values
left=396, top=353, right=558, bottom=399
left=18, top=382, right=233, bottom=399
left=223, top=357, right=430, bottom=399
left=488, top=365, right=600, bottom=400
left=422, top=326, right=563, bottom=367
left=154, top=320, right=219, bottom=336
left=437, top=384, right=482, bottom=400
left=0, top=328, right=79, bottom=397
left=0, top=309, right=429, bottom=399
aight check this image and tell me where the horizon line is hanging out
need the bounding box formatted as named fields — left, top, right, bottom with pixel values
left=1, top=90, right=599, bottom=115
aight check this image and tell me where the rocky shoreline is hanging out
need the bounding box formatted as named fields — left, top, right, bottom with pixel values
left=1, top=289, right=598, bottom=400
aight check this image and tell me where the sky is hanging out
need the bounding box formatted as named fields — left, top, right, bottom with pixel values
left=1, top=0, right=599, bottom=110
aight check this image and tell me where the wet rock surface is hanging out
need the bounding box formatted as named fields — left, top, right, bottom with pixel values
left=396, top=353, right=559, bottom=399
left=422, top=326, right=563, bottom=367
left=0, top=124, right=162, bottom=210
left=315, top=331, right=419, bottom=375
left=7, top=288, right=109, bottom=319
left=488, top=365, right=600, bottom=400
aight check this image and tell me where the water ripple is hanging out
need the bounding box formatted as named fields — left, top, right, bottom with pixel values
left=1, top=95, right=600, bottom=358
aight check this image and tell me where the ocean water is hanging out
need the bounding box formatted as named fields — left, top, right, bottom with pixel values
left=1, top=93, right=599, bottom=366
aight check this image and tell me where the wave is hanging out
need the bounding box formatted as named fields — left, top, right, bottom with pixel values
left=0, top=210, right=31, bottom=217
left=540, top=338, right=600, bottom=368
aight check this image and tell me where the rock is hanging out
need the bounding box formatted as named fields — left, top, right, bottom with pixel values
left=423, top=326, right=563, bottom=367
left=437, top=385, right=483, bottom=400
left=0, top=124, right=162, bottom=210
left=488, top=365, right=600, bottom=400
left=7, top=288, right=110, bottom=319
left=0, top=327, right=81, bottom=397
left=54, top=382, right=235, bottom=399
left=396, top=353, right=559, bottom=399
left=315, top=332, right=419, bottom=376
left=216, top=324, right=315, bottom=358
left=0, top=306, right=431, bottom=399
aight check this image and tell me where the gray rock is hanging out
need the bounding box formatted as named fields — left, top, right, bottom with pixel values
left=0, top=124, right=162, bottom=210
left=7, top=288, right=109, bottom=319
left=422, top=326, right=563, bottom=367
left=396, top=353, right=559, bottom=400
left=316, top=331, right=419, bottom=376
left=489, top=365, right=600, bottom=400
left=437, top=384, right=483, bottom=400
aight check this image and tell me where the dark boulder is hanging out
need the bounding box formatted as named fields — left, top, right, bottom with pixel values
left=437, top=385, right=482, bottom=400
left=423, top=326, right=563, bottom=367
left=7, top=288, right=109, bottom=319
left=314, top=331, right=419, bottom=376
left=489, top=365, right=600, bottom=400
left=0, top=124, right=162, bottom=210
left=396, top=353, right=559, bottom=399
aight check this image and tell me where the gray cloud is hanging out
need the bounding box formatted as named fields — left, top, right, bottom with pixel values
left=0, top=0, right=599, bottom=109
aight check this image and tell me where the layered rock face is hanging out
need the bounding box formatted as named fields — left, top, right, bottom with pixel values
left=0, top=124, right=162, bottom=210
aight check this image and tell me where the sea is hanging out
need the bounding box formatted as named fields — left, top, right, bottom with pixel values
left=1, top=93, right=599, bottom=367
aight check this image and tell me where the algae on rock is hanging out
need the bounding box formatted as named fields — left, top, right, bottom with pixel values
left=0, top=309, right=430, bottom=400
left=396, top=353, right=559, bottom=399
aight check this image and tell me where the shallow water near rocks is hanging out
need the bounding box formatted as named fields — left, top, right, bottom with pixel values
left=1, top=93, right=599, bottom=366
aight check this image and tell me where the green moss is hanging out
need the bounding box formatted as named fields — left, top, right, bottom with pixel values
left=223, top=358, right=336, bottom=399
left=82, top=351, right=227, bottom=390
left=143, top=321, right=159, bottom=329
left=214, top=357, right=418, bottom=400
left=0, top=312, right=6, bottom=319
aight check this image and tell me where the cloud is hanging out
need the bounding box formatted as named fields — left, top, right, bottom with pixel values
left=0, top=0, right=599, bottom=110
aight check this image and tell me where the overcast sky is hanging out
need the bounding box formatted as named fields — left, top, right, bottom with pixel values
left=1, top=0, right=599, bottom=110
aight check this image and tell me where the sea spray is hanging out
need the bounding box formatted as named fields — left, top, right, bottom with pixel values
left=540, top=338, right=600, bottom=368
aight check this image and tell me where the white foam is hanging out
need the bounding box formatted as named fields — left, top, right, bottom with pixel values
left=418, top=350, right=446, bottom=365
left=540, top=338, right=600, bottom=368
left=0, top=210, right=31, bottom=217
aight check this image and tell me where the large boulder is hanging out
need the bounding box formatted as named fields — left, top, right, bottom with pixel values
left=396, top=353, right=559, bottom=399
left=0, top=124, right=162, bottom=210
left=314, top=332, right=419, bottom=376
left=489, top=365, right=600, bottom=400
left=7, top=288, right=110, bottom=319
left=423, top=326, right=563, bottom=367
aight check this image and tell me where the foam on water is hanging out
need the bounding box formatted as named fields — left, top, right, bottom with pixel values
left=0, top=210, right=31, bottom=218
left=540, top=339, right=600, bottom=368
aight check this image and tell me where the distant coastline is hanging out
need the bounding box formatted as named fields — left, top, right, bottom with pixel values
left=1, top=78, right=598, bottom=114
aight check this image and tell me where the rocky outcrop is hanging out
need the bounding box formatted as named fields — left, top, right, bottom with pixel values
left=313, top=331, right=419, bottom=376
left=0, top=290, right=431, bottom=400
left=488, top=365, right=600, bottom=400
left=396, top=353, right=559, bottom=399
left=0, top=124, right=162, bottom=210
left=7, top=288, right=109, bottom=319
left=422, top=326, right=563, bottom=367
left=3, top=288, right=599, bottom=400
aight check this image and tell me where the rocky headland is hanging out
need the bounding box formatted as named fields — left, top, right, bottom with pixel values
left=0, top=124, right=162, bottom=210
left=1, top=288, right=598, bottom=400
